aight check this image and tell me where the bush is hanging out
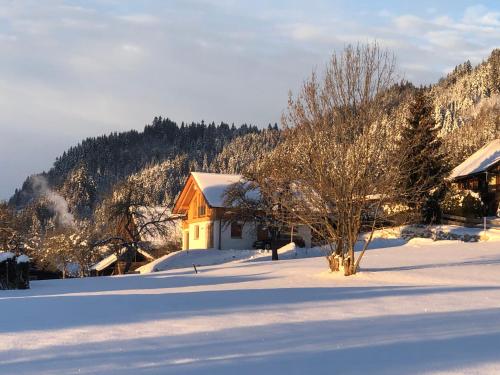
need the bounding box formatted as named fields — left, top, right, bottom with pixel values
left=442, top=187, right=485, bottom=218
left=0, top=252, right=30, bottom=290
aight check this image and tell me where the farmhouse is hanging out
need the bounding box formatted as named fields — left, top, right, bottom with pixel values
left=450, top=139, right=500, bottom=216
left=172, top=172, right=312, bottom=250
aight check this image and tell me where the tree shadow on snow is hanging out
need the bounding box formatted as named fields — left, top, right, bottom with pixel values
left=2, top=307, right=500, bottom=374
left=1, top=284, right=500, bottom=334
left=365, top=255, right=500, bottom=272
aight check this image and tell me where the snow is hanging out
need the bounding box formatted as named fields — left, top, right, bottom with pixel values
left=277, top=241, right=297, bottom=252
left=0, top=252, right=15, bottom=262
left=191, top=172, right=259, bottom=207
left=90, top=252, right=120, bottom=272
left=449, top=139, right=500, bottom=179
left=91, top=248, right=155, bottom=272
left=137, top=248, right=271, bottom=274
left=16, top=255, right=29, bottom=264
left=2, top=234, right=500, bottom=374
left=139, top=226, right=498, bottom=274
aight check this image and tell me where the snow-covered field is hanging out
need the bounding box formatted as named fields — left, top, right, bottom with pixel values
left=2, top=232, right=500, bottom=374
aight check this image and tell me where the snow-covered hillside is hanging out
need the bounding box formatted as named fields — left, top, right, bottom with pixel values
left=2, top=235, right=500, bottom=374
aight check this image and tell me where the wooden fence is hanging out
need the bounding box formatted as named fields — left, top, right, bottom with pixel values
left=442, top=214, right=500, bottom=229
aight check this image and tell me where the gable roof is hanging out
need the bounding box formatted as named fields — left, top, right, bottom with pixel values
left=450, top=139, right=500, bottom=180
left=191, top=172, right=244, bottom=208
left=172, top=172, right=261, bottom=214
left=90, top=248, right=154, bottom=272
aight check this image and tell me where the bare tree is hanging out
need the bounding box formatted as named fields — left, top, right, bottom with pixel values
left=94, top=181, right=177, bottom=273
left=223, top=178, right=298, bottom=260
left=250, top=43, right=421, bottom=275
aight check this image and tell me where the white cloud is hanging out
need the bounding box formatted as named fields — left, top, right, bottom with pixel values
left=0, top=33, right=17, bottom=42
left=0, top=0, right=498, bottom=199
left=286, top=23, right=326, bottom=42
left=116, top=14, right=159, bottom=25
left=121, top=43, right=143, bottom=54
left=463, top=5, right=500, bottom=26
left=394, top=15, right=427, bottom=31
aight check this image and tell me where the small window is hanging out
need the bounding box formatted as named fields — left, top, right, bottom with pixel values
left=231, top=222, right=243, bottom=238
left=198, top=204, right=206, bottom=217
left=488, top=174, right=498, bottom=186
left=194, top=225, right=200, bottom=240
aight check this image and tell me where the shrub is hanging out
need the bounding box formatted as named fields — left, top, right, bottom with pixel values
left=0, top=252, right=30, bottom=290
left=442, top=187, right=485, bottom=218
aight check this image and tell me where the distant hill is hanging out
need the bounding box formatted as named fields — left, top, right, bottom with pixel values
left=9, top=49, right=499, bottom=224
left=10, top=118, right=280, bottom=217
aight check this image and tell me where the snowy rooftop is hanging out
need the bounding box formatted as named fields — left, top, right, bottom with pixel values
left=90, top=248, right=154, bottom=272
left=0, top=251, right=15, bottom=263
left=191, top=172, right=259, bottom=208
left=450, top=139, right=500, bottom=179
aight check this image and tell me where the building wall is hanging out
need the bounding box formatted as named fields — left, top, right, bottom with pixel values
left=183, top=220, right=211, bottom=250
left=182, top=219, right=258, bottom=250
left=217, top=221, right=258, bottom=250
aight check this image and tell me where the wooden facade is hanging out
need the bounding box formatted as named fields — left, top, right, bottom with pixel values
left=452, top=161, right=500, bottom=216
left=173, top=172, right=312, bottom=250
left=173, top=174, right=226, bottom=250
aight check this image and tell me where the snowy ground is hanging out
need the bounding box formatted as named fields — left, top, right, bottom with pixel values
left=2, top=232, right=500, bottom=374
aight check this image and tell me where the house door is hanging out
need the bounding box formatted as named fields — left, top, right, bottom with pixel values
left=184, top=231, right=189, bottom=250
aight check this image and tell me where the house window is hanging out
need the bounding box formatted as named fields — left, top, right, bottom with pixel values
left=489, top=174, right=499, bottom=192
left=198, top=203, right=206, bottom=217
left=488, top=174, right=498, bottom=186
left=231, top=222, right=243, bottom=238
left=194, top=225, right=200, bottom=240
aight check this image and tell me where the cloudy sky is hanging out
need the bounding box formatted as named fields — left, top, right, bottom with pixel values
left=0, top=0, right=499, bottom=199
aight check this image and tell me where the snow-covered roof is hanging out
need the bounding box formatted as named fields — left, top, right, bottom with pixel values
left=191, top=172, right=246, bottom=208
left=450, top=139, right=500, bottom=180
left=173, top=172, right=261, bottom=213
left=90, top=248, right=155, bottom=272
left=16, top=255, right=30, bottom=264
left=0, top=252, right=15, bottom=263
left=90, top=252, right=120, bottom=272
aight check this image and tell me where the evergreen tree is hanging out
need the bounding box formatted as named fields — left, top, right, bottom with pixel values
left=399, top=89, right=448, bottom=223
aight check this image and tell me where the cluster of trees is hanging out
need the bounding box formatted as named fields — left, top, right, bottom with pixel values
left=3, top=122, right=280, bottom=276
left=10, top=119, right=264, bottom=214
left=1, top=181, right=178, bottom=277
left=225, top=44, right=450, bottom=275
left=3, top=45, right=498, bottom=278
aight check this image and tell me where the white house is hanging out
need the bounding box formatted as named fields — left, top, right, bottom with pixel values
left=172, top=172, right=312, bottom=250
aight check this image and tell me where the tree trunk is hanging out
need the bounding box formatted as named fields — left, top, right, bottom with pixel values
left=343, top=256, right=354, bottom=276
left=328, top=252, right=355, bottom=275
left=327, top=254, right=341, bottom=272
left=272, top=248, right=279, bottom=261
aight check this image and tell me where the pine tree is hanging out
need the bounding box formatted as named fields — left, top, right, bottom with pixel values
left=400, top=89, right=448, bottom=223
